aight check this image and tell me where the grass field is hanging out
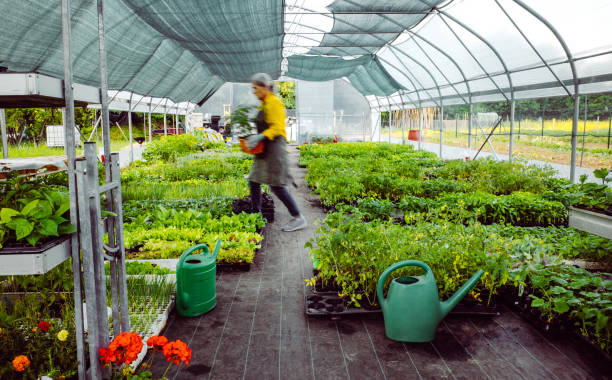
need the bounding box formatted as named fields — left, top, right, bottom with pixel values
left=1, top=124, right=145, bottom=158
left=382, top=118, right=612, bottom=169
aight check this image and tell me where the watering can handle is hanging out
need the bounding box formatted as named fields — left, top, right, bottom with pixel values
left=178, top=243, right=210, bottom=268
left=178, top=241, right=222, bottom=267
left=376, top=260, right=433, bottom=303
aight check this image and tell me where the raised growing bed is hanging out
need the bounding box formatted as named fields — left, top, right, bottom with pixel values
left=0, top=236, right=71, bottom=275
left=568, top=206, right=612, bottom=240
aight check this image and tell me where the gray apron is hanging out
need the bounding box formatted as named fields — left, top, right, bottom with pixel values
left=247, top=110, right=294, bottom=187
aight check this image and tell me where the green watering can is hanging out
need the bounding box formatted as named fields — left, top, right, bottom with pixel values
left=377, top=260, right=484, bottom=342
left=176, top=241, right=221, bottom=317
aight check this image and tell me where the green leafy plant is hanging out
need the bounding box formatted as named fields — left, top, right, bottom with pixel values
left=593, top=168, right=611, bottom=184
left=0, top=176, right=75, bottom=247
left=142, top=134, right=200, bottom=162
left=228, top=106, right=257, bottom=138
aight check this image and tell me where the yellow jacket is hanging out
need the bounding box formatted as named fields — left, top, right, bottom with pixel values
left=260, top=92, right=287, bottom=141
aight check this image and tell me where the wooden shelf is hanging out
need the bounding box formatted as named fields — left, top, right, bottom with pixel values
left=0, top=236, right=71, bottom=275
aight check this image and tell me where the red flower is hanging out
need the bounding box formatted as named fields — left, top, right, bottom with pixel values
left=162, top=339, right=192, bottom=366
left=147, top=335, right=168, bottom=352
left=37, top=321, right=50, bottom=332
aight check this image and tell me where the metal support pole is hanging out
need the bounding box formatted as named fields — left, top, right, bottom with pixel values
left=418, top=107, right=422, bottom=150
left=541, top=108, right=545, bottom=137
left=75, top=159, right=103, bottom=379
left=96, top=0, right=122, bottom=340
left=61, top=1, right=86, bottom=378
left=143, top=112, right=147, bottom=142
left=84, top=143, right=110, bottom=354
left=96, top=0, right=111, bottom=175
left=362, top=112, right=366, bottom=142
left=387, top=96, right=394, bottom=144
left=439, top=106, right=444, bottom=159
left=468, top=103, right=473, bottom=151
left=110, top=152, right=129, bottom=332
left=379, top=111, right=381, bottom=142
left=580, top=96, right=587, bottom=167
left=509, top=100, right=515, bottom=162
left=604, top=114, right=612, bottom=149
left=401, top=104, right=405, bottom=145
left=570, top=96, right=580, bottom=182
left=128, top=98, right=134, bottom=163
left=455, top=116, right=458, bottom=138
left=148, top=110, right=152, bottom=143
left=0, top=109, right=8, bottom=158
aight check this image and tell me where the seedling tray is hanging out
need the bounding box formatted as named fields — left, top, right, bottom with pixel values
left=0, top=236, right=71, bottom=275
left=0, top=235, right=69, bottom=254
left=305, top=290, right=499, bottom=317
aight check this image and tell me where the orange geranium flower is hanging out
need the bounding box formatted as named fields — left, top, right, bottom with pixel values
left=147, top=335, right=168, bottom=352
left=162, top=339, right=192, bottom=366
left=99, top=332, right=144, bottom=366
left=12, top=355, right=30, bottom=372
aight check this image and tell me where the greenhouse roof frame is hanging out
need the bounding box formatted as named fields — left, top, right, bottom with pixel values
left=283, top=0, right=610, bottom=103
left=0, top=1, right=609, bottom=105
left=0, top=0, right=610, bottom=182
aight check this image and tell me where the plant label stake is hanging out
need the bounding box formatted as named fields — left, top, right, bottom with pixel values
left=377, top=260, right=483, bottom=342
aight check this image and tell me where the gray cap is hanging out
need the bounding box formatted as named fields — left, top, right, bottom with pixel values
left=251, top=72, right=273, bottom=87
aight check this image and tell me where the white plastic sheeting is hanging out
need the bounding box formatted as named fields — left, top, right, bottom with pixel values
left=283, top=0, right=612, bottom=110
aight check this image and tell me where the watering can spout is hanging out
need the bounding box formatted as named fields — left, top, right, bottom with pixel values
left=439, top=269, right=484, bottom=319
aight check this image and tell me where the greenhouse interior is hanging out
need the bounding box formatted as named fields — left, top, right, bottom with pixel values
left=0, top=0, right=611, bottom=379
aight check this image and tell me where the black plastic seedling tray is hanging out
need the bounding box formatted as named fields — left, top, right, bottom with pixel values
left=305, top=290, right=499, bottom=317
left=0, top=235, right=70, bottom=255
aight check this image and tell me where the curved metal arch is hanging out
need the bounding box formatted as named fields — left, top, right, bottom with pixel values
left=510, top=0, right=580, bottom=182
left=387, top=0, right=514, bottom=101
left=404, top=31, right=472, bottom=103
left=351, top=8, right=473, bottom=105
left=385, top=47, right=441, bottom=107
left=286, top=21, right=429, bottom=101
left=287, top=7, right=443, bottom=104
left=399, top=88, right=419, bottom=111
left=436, top=11, right=513, bottom=102
left=409, top=36, right=468, bottom=104
left=307, top=6, right=447, bottom=106
left=511, top=0, right=578, bottom=97
left=495, top=0, right=572, bottom=98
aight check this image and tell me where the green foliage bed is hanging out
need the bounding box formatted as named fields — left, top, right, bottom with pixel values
left=121, top=136, right=264, bottom=264
left=302, top=142, right=612, bottom=353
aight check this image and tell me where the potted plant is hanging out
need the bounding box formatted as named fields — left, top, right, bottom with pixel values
left=229, top=106, right=264, bottom=155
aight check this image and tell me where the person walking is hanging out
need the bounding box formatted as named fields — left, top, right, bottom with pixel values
left=245, top=73, right=307, bottom=232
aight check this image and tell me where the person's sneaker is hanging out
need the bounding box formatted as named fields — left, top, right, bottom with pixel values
left=282, top=215, right=307, bottom=232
